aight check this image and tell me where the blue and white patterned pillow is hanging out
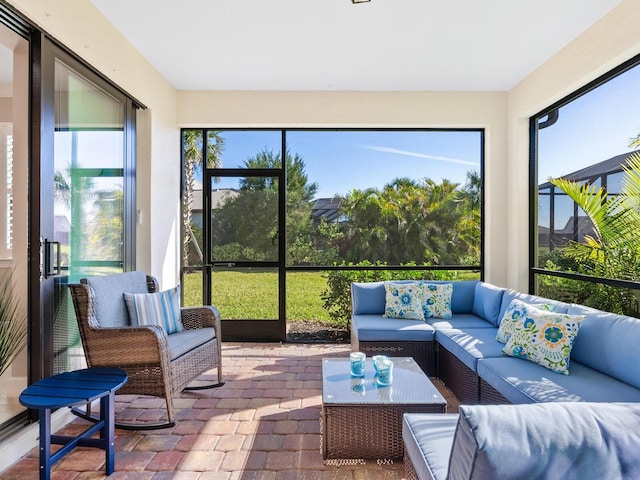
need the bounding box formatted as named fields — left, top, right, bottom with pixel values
left=383, top=282, right=425, bottom=320
left=496, top=299, right=555, bottom=344
left=124, top=285, right=184, bottom=334
left=502, top=308, right=585, bottom=375
left=422, top=283, right=453, bottom=319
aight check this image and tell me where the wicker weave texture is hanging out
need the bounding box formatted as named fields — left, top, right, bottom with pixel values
left=404, top=454, right=420, bottom=480
left=438, top=346, right=480, bottom=404
left=357, top=341, right=437, bottom=377
left=479, top=378, right=511, bottom=404
left=68, top=273, right=223, bottom=423
left=322, top=403, right=445, bottom=460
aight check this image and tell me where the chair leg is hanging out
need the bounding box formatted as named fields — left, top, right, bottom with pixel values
left=183, top=364, right=225, bottom=390
left=183, top=379, right=225, bottom=391
left=72, top=400, right=176, bottom=431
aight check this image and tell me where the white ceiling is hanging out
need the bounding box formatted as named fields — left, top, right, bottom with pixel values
left=92, top=0, right=621, bottom=92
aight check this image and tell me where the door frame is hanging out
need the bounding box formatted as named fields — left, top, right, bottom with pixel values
left=201, top=164, right=287, bottom=342
left=29, top=32, right=139, bottom=385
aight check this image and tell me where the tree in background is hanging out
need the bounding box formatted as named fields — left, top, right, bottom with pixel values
left=182, top=130, right=224, bottom=265
left=212, top=149, right=323, bottom=264
left=339, top=173, right=480, bottom=266
left=549, top=152, right=640, bottom=315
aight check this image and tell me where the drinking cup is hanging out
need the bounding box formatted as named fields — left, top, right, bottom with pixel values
left=350, top=351, right=366, bottom=377
left=376, top=358, right=393, bottom=386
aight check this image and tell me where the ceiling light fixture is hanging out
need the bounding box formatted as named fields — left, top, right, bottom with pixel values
left=352, top=0, right=370, bottom=3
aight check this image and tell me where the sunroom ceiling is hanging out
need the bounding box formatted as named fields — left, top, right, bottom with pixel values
left=92, top=0, right=621, bottom=92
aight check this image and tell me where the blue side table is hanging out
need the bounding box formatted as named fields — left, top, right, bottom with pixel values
left=19, top=367, right=128, bottom=480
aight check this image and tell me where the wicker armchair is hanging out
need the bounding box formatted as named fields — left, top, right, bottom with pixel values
left=69, top=271, right=223, bottom=429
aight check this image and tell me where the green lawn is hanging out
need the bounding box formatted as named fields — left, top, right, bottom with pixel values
left=182, top=270, right=332, bottom=324
left=182, top=269, right=481, bottom=327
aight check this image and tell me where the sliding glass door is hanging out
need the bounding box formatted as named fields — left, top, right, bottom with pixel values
left=32, top=36, right=137, bottom=382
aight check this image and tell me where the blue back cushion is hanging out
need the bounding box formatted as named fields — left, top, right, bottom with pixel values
left=449, top=402, right=640, bottom=480
left=351, top=282, right=386, bottom=315
left=497, top=289, right=569, bottom=323
left=471, top=282, right=506, bottom=325
left=351, top=280, right=478, bottom=315
left=85, top=271, right=149, bottom=328
left=569, top=304, right=640, bottom=389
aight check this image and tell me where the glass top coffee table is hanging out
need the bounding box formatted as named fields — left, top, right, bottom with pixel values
left=321, top=356, right=446, bottom=461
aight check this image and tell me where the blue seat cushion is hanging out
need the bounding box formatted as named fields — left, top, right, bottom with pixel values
left=449, top=402, right=640, bottom=480
left=568, top=304, right=640, bottom=390
left=471, top=282, right=506, bottom=325
left=167, top=328, right=215, bottom=360
left=403, top=413, right=458, bottom=480
left=84, top=271, right=149, bottom=328
left=427, top=313, right=494, bottom=330
left=477, top=357, right=640, bottom=404
left=436, top=328, right=504, bottom=372
left=351, top=314, right=435, bottom=342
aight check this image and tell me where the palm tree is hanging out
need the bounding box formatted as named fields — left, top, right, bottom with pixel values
left=182, top=130, right=224, bottom=265
left=549, top=152, right=640, bottom=313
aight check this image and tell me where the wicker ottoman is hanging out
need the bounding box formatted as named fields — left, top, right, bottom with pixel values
left=321, top=357, right=447, bottom=460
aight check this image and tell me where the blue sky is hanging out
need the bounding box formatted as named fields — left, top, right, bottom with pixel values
left=538, top=63, right=640, bottom=182
left=211, top=130, right=482, bottom=199
left=537, top=61, right=640, bottom=229
left=203, top=62, right=640, bottom=202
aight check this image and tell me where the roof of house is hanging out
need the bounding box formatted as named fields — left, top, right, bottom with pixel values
left=539, top=150, right=639, bottom=189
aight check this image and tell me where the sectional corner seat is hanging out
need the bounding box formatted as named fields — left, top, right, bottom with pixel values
left=350, top=279, right=640, bottom=406
left=402, top=402, right=640, bottom=480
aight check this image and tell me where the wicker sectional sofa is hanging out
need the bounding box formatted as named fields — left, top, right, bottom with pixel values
left=351, top=280, right=640, bottom=478
left=351, top=279, right=640, bottom=405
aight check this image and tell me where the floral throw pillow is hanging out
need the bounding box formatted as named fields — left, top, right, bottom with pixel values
left=422, top=283, right=453, bottom=319
left=496, top=299, right=555, bottom=344
left=383, top=282, right=425, bottom=320
left=502, top=309, right=585, bottom=375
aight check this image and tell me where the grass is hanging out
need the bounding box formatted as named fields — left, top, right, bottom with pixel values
left=182, top=269, right=482, bottom=327
left=182, top=270, right=332, bottom=324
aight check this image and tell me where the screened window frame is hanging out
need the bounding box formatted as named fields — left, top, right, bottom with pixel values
left=529, top=52, right=640, bottom=294
left=181, top=127, right=486, bottom=277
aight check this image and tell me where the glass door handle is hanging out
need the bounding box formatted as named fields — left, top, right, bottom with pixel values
left=212, top=262, right=236, bottom=267
left=42, top=238, right=61, bottom=278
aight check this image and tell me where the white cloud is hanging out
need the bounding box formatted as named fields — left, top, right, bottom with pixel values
left=363, top=145, right=478, bottom=166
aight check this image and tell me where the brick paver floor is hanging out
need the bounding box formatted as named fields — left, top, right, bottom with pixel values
left=2, top=342, right=458, bottom=479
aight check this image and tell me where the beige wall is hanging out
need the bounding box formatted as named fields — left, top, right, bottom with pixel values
left=506, top=0, right=640, bottom=291
left=7, top=0, right=181, bottom=287
left=179, top=90, right=510, bottom=286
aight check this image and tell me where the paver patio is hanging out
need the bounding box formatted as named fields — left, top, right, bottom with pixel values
left=2, top=342, right=458, bottom=479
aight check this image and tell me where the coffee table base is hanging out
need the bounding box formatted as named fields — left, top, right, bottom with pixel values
left=322, top=403, right=446, bottom=460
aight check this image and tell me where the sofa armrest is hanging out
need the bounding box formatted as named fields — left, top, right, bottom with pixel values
left=180, top=305, right=221, bottom=334
left=83, top=324, right=170, bottom=367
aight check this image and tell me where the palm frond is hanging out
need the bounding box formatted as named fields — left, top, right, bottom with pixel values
left=0, top=271, right=27, bottom=377
left=621, top=152, right=640, bottom=206
left=549, top=177, right=608, bottom=242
